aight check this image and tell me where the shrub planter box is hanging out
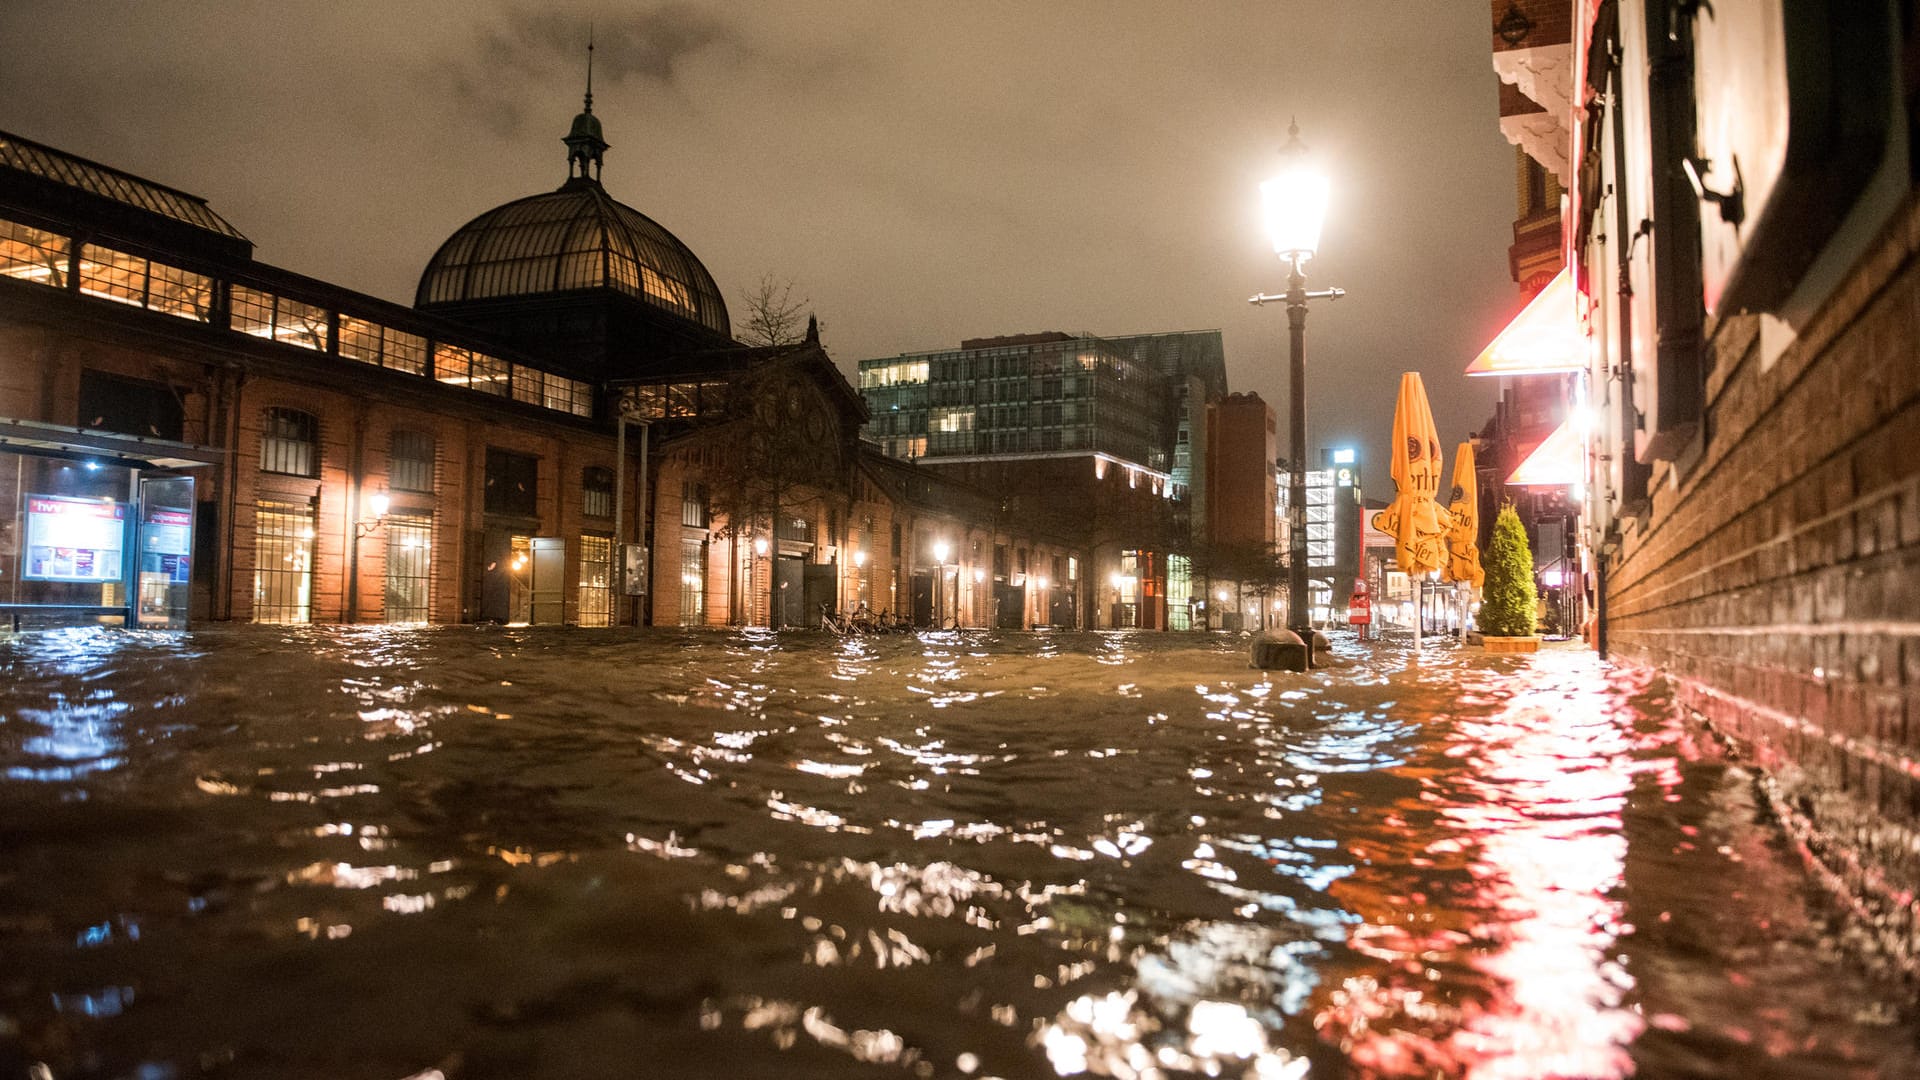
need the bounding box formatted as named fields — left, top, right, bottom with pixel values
left=1482, top=635, right=1540, bottom=654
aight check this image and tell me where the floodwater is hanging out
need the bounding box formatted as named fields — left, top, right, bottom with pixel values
left=0, top=628, right=1913, bottom=1080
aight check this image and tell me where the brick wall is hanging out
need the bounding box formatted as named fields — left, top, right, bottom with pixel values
left=1606, top=194, right=1920, bottom=963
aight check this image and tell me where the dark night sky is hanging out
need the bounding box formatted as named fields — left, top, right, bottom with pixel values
left=0, top=2, right=1524, bottom=489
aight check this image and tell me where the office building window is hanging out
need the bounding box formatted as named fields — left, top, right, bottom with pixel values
left=260, top=407, right=318, bottom=477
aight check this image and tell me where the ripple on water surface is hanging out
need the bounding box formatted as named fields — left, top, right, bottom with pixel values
left=0, top=626, right=1911, bottom=1079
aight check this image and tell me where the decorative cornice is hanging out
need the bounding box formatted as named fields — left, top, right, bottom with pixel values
left=1492, top=43, right=1572, bottom=183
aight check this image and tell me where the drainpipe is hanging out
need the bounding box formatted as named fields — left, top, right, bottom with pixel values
left=221, top=366, right=246, bottom=621
left=344, top=402, right=367, bottom=623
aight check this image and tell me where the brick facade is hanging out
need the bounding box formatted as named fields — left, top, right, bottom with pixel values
left=1605, top=195, right=1920, bottom=959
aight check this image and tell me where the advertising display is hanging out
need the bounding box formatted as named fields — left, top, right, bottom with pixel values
left=23, top=494, right=126, bottom=583
left=142, top=505, right=193, bottom=584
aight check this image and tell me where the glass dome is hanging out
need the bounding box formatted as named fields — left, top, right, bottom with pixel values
left=416, top=181, right=729, bottom=337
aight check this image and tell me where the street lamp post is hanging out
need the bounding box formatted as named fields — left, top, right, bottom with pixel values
left=1251, top=120, right=1344, bottom=650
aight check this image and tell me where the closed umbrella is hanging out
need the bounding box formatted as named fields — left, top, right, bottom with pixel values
left=1370, top=372, right=1452, bottom=646
left=1445, top=440, right=1484, bottom=639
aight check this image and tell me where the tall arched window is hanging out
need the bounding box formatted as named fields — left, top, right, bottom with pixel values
left=260, top=407, right=318, bottom=477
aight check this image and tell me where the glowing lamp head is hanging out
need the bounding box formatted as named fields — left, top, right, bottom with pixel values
left=933, top=540, right=951, bottom=564
left=972, top=568, right=985, bottom=583
left=1260, top=120, right=1330, bottom=261
left=1110, top=571, right=1125, bottom=589
left=753, top=537, right=769, bottom=556
left=853, top=549, right=867, bottom=568
left=367, top=492, right=391, bottom=519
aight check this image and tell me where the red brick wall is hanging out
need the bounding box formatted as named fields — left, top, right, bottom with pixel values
left=1606, top=194, right=1920, bottom=952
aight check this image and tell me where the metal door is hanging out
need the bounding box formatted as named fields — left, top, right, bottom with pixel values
left=530, top=537, right=565, bottom=625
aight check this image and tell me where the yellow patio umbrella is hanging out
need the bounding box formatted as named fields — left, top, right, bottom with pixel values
left=1370, top=373, right=1452, bottom=648
left=1445, top=440, right=1483, bottom=588
left=1370, top=373, right=1452, bottom=577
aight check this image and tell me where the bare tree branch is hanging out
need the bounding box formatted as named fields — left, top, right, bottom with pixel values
left=735, top=272, right=810, bottom=347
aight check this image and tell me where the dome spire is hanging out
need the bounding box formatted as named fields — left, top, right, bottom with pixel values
left=564, top=26, right=608, bottom=185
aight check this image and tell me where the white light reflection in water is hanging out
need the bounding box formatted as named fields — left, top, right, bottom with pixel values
left=7, top=696, right=129, bottom=782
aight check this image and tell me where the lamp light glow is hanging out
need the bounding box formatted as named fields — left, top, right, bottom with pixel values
left=933, top=540, right=951, bottom=564
left=1260, top=123, right=1330, bottom=260
left=853, top=549, right=867, bottom=568
left=753, top=537, right=769, bottom=556
left=367, top=492, right=390, bottom=519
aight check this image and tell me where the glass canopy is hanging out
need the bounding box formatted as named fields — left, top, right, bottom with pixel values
left=0, top=131, right=247, bottom=242
left=416, top=183, right=729, bottom=338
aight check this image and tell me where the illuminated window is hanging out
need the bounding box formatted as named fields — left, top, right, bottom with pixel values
left=259, top=407, right=318, bottom=477
left=577, top=534, right=611, bottom=627
left=146, top=261, right=213, bottom=321
left=679, top=539, right=706, bottom=625
left=253, top=499, right=315, bottom=624
left=390, top=431, right=435, bottom=493
left=230, top=286, right=327, bottom=349
left=383, top=514, right=432, bottom=624
left=77, top=245, right=145, bottom=307
left=337, top=315, right=384, bottom=366
left=384, top=328, right=427, bottom=375
left=435, top=344, right=508, bottom=396
left=0, top=218, right=69, bottom=286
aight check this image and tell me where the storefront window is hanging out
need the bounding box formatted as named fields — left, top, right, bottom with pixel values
left=577, top=535, right=611, bottom=627
left=253, top=499, right=315, bottom=624
left=680, top=539, right=706, bottom=625
left=383, top=515, right=431, bottom=624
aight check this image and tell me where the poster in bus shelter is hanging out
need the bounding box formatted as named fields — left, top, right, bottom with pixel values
left=142, top=506, right=193, bottom=583
left=23, top=494, right=126, bottom=583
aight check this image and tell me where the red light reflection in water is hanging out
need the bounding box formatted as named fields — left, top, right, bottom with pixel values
left=1320, top=656, right=1662, bottom=1077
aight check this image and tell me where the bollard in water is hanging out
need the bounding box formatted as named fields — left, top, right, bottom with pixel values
left=1250, top=629, right=1311, bottom=672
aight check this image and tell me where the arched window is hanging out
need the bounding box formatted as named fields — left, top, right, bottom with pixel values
left=391, top=430, right=435, bottom=493
left=260, top=407, right=318, bottom=477
left=582, top=467, right=614, bottom=519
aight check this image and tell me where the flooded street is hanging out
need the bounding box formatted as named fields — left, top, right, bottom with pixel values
left=0, top=627, right=1912, bottom=1079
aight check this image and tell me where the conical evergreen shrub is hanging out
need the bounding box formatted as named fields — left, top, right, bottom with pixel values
left=1478, top=505, right=1537, bottom=638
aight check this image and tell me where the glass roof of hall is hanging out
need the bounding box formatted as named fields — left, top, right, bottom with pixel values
left=0, top=131, right=247, bottom=242
left=416, top=183, right=729, bottom=337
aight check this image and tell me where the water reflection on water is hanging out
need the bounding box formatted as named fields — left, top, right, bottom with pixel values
left=0, top=627, right=1910, bottom=1079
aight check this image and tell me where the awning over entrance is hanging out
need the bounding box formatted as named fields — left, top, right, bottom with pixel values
left=1465, top=267, right=1586, bottom=377
left=0, top=418, right=223, bottom=469
left=1506, top=420, right=1584, bottom=487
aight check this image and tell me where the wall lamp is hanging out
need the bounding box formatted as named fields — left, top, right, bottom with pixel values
left=356, top=492, right=391, bottom=538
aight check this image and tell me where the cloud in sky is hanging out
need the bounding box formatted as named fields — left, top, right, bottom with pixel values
left=0, top=1, right=1522, bottom=482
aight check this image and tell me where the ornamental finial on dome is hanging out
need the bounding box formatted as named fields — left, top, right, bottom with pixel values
left=564, top=27, right=608, bottom=184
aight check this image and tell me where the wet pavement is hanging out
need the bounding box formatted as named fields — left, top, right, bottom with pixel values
left=0, top=626, right=1912, bottom=1079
